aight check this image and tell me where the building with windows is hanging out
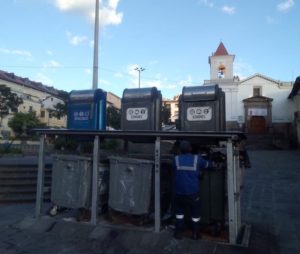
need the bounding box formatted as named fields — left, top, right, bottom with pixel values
left=288, top=76, right=300, bottom=145
left=107, top=92, right=121, bottom=110
left=0, top=70, right=122, bottom=137
left=204, top=42, right=294, bottom=136
left=0, top=70, right=66, bottom=137
left=162, top=95, right=180, bottom=123
left=162, top=42, right=295, bottom=139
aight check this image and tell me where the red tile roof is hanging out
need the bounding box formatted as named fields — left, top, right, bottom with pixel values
left=214, top=42, right=229, bottom=56
left=0, top=70, right=60, bottom=96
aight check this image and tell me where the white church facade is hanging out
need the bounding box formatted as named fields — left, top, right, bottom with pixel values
left=204, top=42, right=294, bottom=137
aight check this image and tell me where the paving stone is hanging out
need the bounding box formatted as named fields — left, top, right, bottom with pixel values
left=1, top=151, right=300, bottom=253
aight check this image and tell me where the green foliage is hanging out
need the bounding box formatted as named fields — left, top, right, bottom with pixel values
left=106, top=106, right=121, bottom=129
left=0, top=84, right=23, bottom=125
left=8, top=112, right=45, bottom=138
left=162, top=104, right=171, bottom=124
left=53, top=136, right=78, bottom=151
left=49, top=102, right=67, bottom=119
left=101, top=139, right=120, bottom=150
left=0, top=145, right=22, bottom=154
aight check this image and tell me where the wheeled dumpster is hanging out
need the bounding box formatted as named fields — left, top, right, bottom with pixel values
left=108, top=156, right=154, bottom=215
left=51, top=155, right=109, bottom=210
left=51, top=155, right=92, bottom=208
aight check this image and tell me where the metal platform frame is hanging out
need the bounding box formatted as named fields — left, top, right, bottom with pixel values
left=34, top=129, right=243, bottom=245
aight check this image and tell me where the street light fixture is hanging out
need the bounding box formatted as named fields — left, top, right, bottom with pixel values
left=134, top=67, right=145, bottom=88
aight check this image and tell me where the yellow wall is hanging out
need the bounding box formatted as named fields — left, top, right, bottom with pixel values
left=0, top=78, right=66, bottom=137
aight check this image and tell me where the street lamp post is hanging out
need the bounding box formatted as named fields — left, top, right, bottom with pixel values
left=134, top=67, right=145, bottom=88
left=92, top=0, right=100, bottom=89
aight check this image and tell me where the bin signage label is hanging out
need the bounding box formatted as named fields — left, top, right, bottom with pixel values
left=126, top=108, right=148, bottom=121
left=187, top=106, right=212, bottom=121
left=73, top=110, right=90, bottom=121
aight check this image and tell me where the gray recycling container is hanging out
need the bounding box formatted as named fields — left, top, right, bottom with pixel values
left=199, top=169, right=225, bottom=224
left=51, top=155, right=92, bottom=209
left=178, top=85, right=226, bottom=131
left=121, top=87, right=162, bottom=130
left=51, top=155, right=109, bottom=209
left=108, top=156, right=154, bottom=215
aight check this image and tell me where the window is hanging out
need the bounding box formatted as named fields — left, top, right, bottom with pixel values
left=218, top=63, right=226, bottom=79
left=41, top=111, right=45, bottom=118
left=253, top=87, right=262, bottom=96
left=29, top=106, right=33, bottom=112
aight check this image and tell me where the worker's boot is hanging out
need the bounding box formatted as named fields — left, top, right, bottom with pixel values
left=174, top=218, right=184, bottom=240
left=191, top=221, right=201, bottom=240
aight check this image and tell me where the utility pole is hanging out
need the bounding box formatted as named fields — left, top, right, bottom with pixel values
left=134, top=67, right=145, bottom=88
left=92, top=0, right=100, bottom=89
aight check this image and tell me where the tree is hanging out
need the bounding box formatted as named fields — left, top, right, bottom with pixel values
left=0, top=84, right=23, bottom=126
left=162, top=104, right=171, bottom=124
left=106, top=106, right=121, bottom=129
left=8, top=112, right=45, bottom=138
left=48, top=90, right=69, bottom=119
left=48, top=102, right=67, bottom=119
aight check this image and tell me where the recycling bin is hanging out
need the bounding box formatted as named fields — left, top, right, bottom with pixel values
left=121, top=87, right=162, bottom=130
left=178, top=84, right=225, bottom=131
left=51, top=155, right=92, bottom=208
left=108, top=156, right=154, bottom=215
left=51, top=155, right=109, bottom=209
left=67, top=89, right=107, bottom=130
left=199, top=169, right=225, bottom=225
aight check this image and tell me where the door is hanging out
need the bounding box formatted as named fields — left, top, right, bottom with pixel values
left=249, top=116, right=266, bottom=134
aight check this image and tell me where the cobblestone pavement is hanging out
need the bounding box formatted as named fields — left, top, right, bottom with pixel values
left=241, top=150, right=300, bottom=254
left=0, top=150, right=300, bottom=254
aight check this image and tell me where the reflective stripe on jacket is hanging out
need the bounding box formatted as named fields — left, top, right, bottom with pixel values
left=173, top=154, right=209, bottom=195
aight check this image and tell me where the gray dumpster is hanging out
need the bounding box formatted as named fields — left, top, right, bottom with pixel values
left=108, top=156, right=154, bottom=215
left=178, top=84, right=225, bottom=131
left=121, top=87, right=162, bottom=130
left=51, top=155, right=92, bottom=209
left=199, top=169, right=225, bottom=225
left=51, top=155, right=109, bottom=209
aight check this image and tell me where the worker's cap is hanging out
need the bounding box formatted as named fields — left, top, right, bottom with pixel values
left=180, top=140, right=191, bottom=153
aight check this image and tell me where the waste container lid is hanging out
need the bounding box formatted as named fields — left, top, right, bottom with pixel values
left=108, top=156, right=154, bottom=165
left=122, top=87, right=160, bottom=102
left=69, top=89, right=106, bottom=103
left=182, top=85, right=220, bottom=101
left=53, top=154, right=92, bottom=161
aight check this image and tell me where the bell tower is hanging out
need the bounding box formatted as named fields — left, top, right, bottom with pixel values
left=209, top=42, right=235, bottom=80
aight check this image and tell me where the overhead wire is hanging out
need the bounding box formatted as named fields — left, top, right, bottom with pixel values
left=0, top=64, right=203, bottom=86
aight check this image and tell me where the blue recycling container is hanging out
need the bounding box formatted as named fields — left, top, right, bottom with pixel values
left=67, top=89, right=107, bottom=130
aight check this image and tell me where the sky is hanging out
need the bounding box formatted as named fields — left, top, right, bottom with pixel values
left=0, top=0, right=299, bottom=99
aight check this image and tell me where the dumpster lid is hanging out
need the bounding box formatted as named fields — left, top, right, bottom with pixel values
left=53, top=154, right=92, bottom=161
left=69, top=89, right=106, bottom=103
left=122, top=87, right=160, bottom=102
left=182, top=85, right=220, bottom=101
left=108, top=156, right=154, bottom=165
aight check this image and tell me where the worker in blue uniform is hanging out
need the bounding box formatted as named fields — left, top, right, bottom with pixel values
left=173, top=140, right=212, bottom=240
